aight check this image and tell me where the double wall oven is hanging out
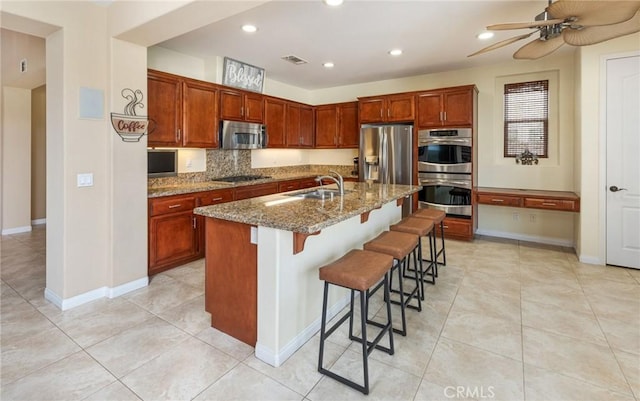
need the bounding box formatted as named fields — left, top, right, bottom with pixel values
left=417, top=128, right=472, bottom=218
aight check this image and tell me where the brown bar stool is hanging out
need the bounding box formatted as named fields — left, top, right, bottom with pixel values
left=413, top=208, right=447, bottom=276
left=363, top=231, right=422, bottom=336
left=390, top=217, right=436, bottom=300
left=318, top=249, right=395, bottom=395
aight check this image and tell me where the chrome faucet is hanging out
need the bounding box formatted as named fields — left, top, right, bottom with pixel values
left=315, top=170, right=344, bottom=197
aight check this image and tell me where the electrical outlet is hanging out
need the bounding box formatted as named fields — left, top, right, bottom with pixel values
left=186, top=159, right=192, bottom=168
left=512, top=213, right=520, bottom=222
left=530, top=214, right=537, bottom=223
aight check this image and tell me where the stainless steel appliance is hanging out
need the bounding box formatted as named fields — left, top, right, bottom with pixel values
left=417, top=127, right=473, bottom=216
left=417, top=127, right=472, bottom=173
left=220, top=120, right=267, bottom=150
left=147, top=149, right=177, bottom=178
left=417, top=172, right=472, bottom=217
left=360, top=124, right=413, bottom=215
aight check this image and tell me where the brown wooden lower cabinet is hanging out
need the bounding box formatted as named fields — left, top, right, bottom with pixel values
left=436, top=217, right=473, bottom=241
left=149, top=177, right=327, bottom=275
left=235, top=182, right=279, bottom=200
left=148, top=194, right=199, bottom=275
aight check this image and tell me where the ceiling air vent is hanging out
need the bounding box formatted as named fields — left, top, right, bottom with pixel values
left=281, top=55, right=308, bottom=65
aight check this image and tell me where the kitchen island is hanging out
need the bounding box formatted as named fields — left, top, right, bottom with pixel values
left=193, top=181, right=420, bottom=367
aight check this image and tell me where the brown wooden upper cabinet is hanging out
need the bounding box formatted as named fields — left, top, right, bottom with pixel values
left=286, top=102, right=315, bottom=148
left=358, top=94, right=414, bottom=123
left=264, top=97, right=287, bottom=148
left=315, top=102, right=359, bottom=148
left=219, top=88, right=264, bottom=123
left=148, top=69, right=218, bottom=148
left=416, top=86, right=476, bottom=128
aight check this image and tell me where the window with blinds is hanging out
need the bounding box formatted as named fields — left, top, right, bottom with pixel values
left=504, top=80, right=549, bottom=158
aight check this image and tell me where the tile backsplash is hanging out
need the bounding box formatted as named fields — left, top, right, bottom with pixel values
left=148, top=149, right=355, bottom=188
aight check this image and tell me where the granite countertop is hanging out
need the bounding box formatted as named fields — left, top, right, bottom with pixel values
left=193, top=182, right=421, bottom=234
left=147, top=172, right=358, bottom=198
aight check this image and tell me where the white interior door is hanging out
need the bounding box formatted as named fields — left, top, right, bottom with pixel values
left=606, top=55, right=640, bottom=269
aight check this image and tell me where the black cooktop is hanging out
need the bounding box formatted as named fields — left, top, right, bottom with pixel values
left=211, top=175, right=270, bottom=183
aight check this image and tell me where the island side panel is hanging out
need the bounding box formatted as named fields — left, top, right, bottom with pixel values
left=255, top=201, right=402, bottom=366
left=205, top=217, right=257, bottom=346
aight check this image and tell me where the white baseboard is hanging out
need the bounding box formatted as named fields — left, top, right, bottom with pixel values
left=255, top=292, right=350, bottom=367
left=578, top=255, right=604, bottom=265
left=2, top=225, right=32, bottom=235
left=475, top=228, right=575, bottom=248
left=31, top=218, right=46, bottom=226
left=44, top=276, right=149, bottom=311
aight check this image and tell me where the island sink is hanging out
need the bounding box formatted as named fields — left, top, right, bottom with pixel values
left=287, top=188, right=350, bottom=200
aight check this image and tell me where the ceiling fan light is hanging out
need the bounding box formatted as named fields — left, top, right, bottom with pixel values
left=477, top=32, right=494, bottom=40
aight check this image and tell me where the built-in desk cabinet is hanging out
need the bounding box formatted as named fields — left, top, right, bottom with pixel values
left=475, top=187, right=580, bottom=212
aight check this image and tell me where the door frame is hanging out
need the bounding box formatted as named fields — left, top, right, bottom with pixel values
left=599, top=50, right=640, bottom=266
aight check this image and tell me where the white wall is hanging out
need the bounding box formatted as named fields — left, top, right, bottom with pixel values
left=2, top=87, right=32, bottom=234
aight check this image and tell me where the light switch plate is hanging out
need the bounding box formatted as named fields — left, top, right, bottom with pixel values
left=77, top=173, right=94, bottom=187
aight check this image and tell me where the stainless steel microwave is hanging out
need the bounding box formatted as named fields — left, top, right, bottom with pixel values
left=220, top=120, right=267, bottom=150
left=147, top=149, right=177, bottom=178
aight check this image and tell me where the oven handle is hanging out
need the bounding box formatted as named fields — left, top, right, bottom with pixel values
left=419, top=178, right=472, bottom=189
left=418, top=138, right=472, bottom=146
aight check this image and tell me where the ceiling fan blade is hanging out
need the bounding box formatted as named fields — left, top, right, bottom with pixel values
left=562, top=8, right=640, bottom=45
left=467, top=32, right=535, bottom=57
left=487, top=19, right=564, bottom=30
left=549, top=0, right=640, bottom=26
left=513, top=36, right=565, bottom=59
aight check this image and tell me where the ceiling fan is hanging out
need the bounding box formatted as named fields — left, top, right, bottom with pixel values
left=469, top=0, right=640, bottom=59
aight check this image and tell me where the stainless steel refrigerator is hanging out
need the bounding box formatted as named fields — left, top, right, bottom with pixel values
left=359, top=124, right=413, bottom=216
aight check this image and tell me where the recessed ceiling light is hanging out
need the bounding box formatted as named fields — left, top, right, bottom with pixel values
left=477, top=32, right=494, bottom=40
left=388, top=49, right=403, bottom=56
left=242, top=24, right=257, bottom=33
left=323, top=0, right=344, bottom=6
left=323, top=62, right=334, bottom=68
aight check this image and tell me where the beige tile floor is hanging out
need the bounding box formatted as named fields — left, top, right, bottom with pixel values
left=1, top=225, right=639, bottom=401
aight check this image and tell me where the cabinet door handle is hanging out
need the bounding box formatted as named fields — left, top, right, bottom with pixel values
left=542, top=202, right=556, bottom=206
left=443, top=225, right=449, bottom=229
left=211, top=197, right=223, bottom=202
left=387, top=108, right=390, bottom=118
left=192, top=217, right=197, bottom=229
left=443, top=111, right=447, bottom=121
left=491, top=199, right=504, bottom=202
left=168, top=204, right=182, bottom=209
left=176, top=129, right=181, bottom=142
left=379, top=109, right=383, bottom=118
left=241, top=106, right=244, bottom=117
left=439, top=111, right=443, bottom=121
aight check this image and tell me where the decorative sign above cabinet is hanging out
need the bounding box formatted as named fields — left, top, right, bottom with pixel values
left=222, top=57, right=265, bottom=93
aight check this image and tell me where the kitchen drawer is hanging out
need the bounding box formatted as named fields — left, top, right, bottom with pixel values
left=477, top=194, right=522, bottom=207
left=436, top=217, right=472, bottom=239
left=524, top=198, right=578, bottom=212
left=196, top=188, right=234, bottom=207
left=278, top=180, right=302, bottom=192
left=299, top=177, right=318, bottom=188
left=235, top=182, right=279, bottom=200
left=149, top=195, right=196, bottom=216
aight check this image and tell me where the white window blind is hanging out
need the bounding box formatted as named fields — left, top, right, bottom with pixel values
left=504, top=80, right=549, bottom=158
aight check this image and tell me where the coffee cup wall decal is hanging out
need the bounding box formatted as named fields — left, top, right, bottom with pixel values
left=110, top=88, right=155, bottom=142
